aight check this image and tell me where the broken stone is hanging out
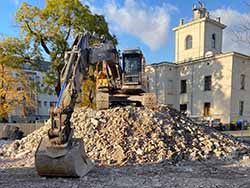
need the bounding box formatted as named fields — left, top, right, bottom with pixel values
left=0, top=105, right=248, bottom=166
left=91, top=118, right=99, bottom=126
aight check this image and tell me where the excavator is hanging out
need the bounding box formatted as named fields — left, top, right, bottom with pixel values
left=35, top=31, right=156, bottom=177
left=95, top=48, right=156, bottom=109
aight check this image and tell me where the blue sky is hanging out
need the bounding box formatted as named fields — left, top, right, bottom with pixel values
left=0, top=0, right=249, bottom=64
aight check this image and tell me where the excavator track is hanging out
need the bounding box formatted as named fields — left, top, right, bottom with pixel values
left=35, top=137, right=93, bottom=177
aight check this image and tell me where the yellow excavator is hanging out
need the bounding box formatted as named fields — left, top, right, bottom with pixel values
left=95, top=48, right=156, bottom=109
left=35, top=31, right=156, bottom=177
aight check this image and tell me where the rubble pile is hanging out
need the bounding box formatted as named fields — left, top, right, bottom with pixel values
left=0, top=123, right=49, bottom=160
left=0, top=105, right=248, bottom=166
left=72, top=106, right=247, bottom=165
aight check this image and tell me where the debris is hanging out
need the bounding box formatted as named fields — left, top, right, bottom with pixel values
left=0, top=105, right=248, bottom=166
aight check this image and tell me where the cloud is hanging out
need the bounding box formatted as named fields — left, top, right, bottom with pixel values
left=85, top=0, right=176, bottom=51
left=104, top=0, right=176, bottom=51
left=12, top=0, right=19, bottom=6
left=84, top=0, right=102, bottom=14
left=211, top=8, right=250, bottom=55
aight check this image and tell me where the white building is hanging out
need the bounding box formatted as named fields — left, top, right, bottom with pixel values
left=146, top=3, right=250, bottom=124
left=9, top=62, right=57, bottom=123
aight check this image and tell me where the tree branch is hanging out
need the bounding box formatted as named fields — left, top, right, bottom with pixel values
left=40, top=37, right=51, bottom=55
left=24, top=21, right=51, bottom=55
left=65, top=27, right=71, bottom=41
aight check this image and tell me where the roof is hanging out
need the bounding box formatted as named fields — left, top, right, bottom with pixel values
left=147, top=61, right=175, bottom=67
left=146, top=51, right=250, bottom=68
left=122, top=48, right=142, bottom=55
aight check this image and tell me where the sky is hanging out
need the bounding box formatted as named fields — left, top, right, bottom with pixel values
left=0, top=0, right=250, bottom=64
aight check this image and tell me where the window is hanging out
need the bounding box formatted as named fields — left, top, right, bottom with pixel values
left=212, top=33, right=216, bottom=48
left=180, top=80, right=187, bottom=94
left=185, top=35, right=192, bottom=49
left=239, top=101, right=244, bottom=116
left=29, top=76, right=34, bottom=81
left=240, top=74, right=245, bottom=90
left=204, top=75, right=212, bottom=91
left=123, top=55, right=141, bottom=83
left=44, top=101, right=47, bottom=107
left=180, top=104, right=187, bottom=112
left=204, top=103, right=211, bottom=117
left=36, top=76, right=40, bottom=82
left=168, top=80, right=173, bottom=94
left=50, top=101, right=56, bottom=107
left=124, top=55, right=141, bottom=74
left=38, top=101, right=41, bottom=107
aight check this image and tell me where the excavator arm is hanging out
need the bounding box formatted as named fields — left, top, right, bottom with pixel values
left=35, top=31, right=117, bottom=177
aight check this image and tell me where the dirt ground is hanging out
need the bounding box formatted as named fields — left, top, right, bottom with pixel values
left=1, top=157, right=250, bottom=188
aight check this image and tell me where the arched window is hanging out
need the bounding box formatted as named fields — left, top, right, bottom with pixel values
left=185, top=35, right=192, bottom=49
left=212, top=33, right=216, bottom=48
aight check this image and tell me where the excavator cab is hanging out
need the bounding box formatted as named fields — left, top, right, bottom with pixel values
left=122, top=49, right=146, bottom=93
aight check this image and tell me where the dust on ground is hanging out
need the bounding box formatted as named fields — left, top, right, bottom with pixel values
left=1, top=157, right=250, bottom=188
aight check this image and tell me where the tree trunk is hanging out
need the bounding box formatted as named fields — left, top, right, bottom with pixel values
left=55, top=67, right=61, bottom=97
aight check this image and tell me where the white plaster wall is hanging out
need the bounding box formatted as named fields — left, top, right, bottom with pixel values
left=204, top=21, right=223, bottom=55
left=145, top=63, right=178, bottom=108
left=231, top=55, right=250, bottom=122
left=174, top=20, right=205, bottom=62
left=177, top=54, right=233, bottom=123
left=146, top=54, right=234, bottom=124
left=37, top=94, right=57, bottom=116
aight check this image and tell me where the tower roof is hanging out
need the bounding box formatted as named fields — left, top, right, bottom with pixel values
left=173, top=2, right=226, bottom=31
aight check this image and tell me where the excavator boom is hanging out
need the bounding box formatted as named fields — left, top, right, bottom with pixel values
left=35, top=31, right=117, bottom=177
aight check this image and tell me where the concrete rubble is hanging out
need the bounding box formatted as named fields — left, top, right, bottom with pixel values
left=0, top=105, right=249, bottom=166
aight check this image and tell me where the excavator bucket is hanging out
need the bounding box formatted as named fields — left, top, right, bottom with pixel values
left=35, top=137, right=93, bottom=177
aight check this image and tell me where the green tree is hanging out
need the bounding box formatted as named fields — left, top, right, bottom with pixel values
left=0, top=37, right=41, bottom=68
left=15, top=0, right=117, bottom=96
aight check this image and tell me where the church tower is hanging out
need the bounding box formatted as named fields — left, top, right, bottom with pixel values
left=173, top=2, right=226, bottom=63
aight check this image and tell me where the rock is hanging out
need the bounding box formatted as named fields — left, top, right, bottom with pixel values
left=91, top=118, right=99, bottom=126
left=136, top=149, right=144, bottom=155
left=112, top=145, right=126, bottom=164
left=15, top=150, right=30, bottom=159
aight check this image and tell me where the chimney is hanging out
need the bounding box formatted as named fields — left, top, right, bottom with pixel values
left=192, top=2, right=207, bottom=20
left=179, top=19, right=184, bottom=26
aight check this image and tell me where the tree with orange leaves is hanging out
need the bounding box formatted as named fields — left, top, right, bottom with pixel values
left=0, top=37, right=38, bottom=122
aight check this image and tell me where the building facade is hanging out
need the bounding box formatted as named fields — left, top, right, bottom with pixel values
left=8, top=62, right=57, bottom=123
left=146, top=3, right=250, bottom=124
